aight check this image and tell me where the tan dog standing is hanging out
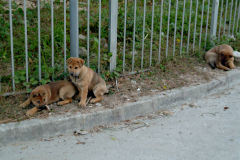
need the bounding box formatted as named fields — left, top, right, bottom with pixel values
left=20, top=80, right=77, bottom=116
left=67, top=57, right=108, bottom=107
left=205, top=44, right=236, bottom=71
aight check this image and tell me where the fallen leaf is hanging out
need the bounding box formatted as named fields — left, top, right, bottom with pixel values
left=76, top=141, right=86, bottom=145
left=74, top=130, right=89, bottom=136
left=224, top=107, right=229, bottom=111
left=189, top=103, right=198, bottom=108
left=111, top=138, right=117, bottom=140
left=162, top=111, right=174, bottom=116
left=21, top=146, right=28, bottom=149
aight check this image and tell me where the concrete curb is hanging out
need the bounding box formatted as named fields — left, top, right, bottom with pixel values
left=1, top=69, right=240, bottom=145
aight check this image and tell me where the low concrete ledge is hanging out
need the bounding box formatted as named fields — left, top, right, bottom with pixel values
left=1, top=69, right=240, bottom=145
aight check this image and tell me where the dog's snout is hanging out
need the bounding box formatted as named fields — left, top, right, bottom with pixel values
left=70, top=73, right=74, bottom=76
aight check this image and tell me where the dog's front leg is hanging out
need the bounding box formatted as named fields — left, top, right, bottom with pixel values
left=216, top=62, right=230, bottom=71
left=228, top=59, right=236, bottom=69
left=20, top=98, right=31, bottom=107
left=78, top=86, right=88, bottom=108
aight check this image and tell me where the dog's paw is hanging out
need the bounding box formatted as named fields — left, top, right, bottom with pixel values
left=57, top=101, right=64, bottom=105
left=225, top=68, right=231, bottom=71
left=20, top=103, right=26, bottom=108
left=26, top=107, right=39, bottom=116
left=90, top=99, right=95, bottom=104
left=78, top=101, right=86, bottom=108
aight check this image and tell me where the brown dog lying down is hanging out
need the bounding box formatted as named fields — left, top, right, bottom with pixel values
left=205, top=44, right=236, bottom=71
left=20, top=80, right=77, bottom=116
left=67, top=57, right=108, bottom=107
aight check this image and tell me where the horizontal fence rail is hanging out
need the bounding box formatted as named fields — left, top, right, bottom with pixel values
left=1, top=0, right=240, bottom=96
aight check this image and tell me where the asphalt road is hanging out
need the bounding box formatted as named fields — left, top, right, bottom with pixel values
left=1, top=83, right=240, bottom=160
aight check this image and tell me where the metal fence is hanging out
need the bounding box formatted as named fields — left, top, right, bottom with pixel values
left=0, top=0, right=240, bottom=95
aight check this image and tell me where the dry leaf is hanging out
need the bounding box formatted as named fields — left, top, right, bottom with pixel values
left=162, top=111, right=174, bottom=116
left=76, top=141, right=86, bottom=145
left=224, top=107, right=229, bottom=110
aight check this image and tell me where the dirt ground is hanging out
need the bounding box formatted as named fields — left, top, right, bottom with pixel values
left=0, top=58, right=233, bottom=124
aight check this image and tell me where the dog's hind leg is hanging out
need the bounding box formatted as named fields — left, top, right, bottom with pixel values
left=57, top=85, right=75, bottom=105
left=57, top=98, right=73, bottom=105
left=90, top=85, right=107, bottom=104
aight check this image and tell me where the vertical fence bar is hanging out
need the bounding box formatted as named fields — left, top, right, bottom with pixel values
left=218, top=0, right=224, bottom=43
left=51, top=0, right=54, bottom=81
left=141, top=0, right=146, bottom=69
left=24, top=0, right=28, bottom=86
left=9, top=0, right=15, bottom=91
left=180, top=0, right=186, bottom=56
left=166, top=0, right=171, bottom=57
left=123, top=0, right=127, bottom=73
left=231, top=0, right=238, bottom=35
left=70, top=0, right=79, bottom=58
left=187, top=0, right=193, bottom=53
left=236, top=1, right=240, bottom=33
left=98, top=0, right=101, bottom=73
left=210, top=0, right=219, bottom=37
left=131, top=0, right=137, bottom=71
left=64, top=0, right=66, bottom=78
left=228, top=0, right=234, bottom=36
left=192, top=0, right=198, bottom=50
left=149, top=0, right=154, bottom=67
left=158, top=0, right=163, bottom=63
left=199, top=0, right=205, bottom=49
left=204, top=0, right=210, bottom=49
left=109, top=0, right=118, bottom=72
left=87, top=0, right=90, bottom=67
left=173, top=0, right=178, bottom=56
left=38, top=0, right=41, bottom=82
left=223, top=0, right=228, bottom=35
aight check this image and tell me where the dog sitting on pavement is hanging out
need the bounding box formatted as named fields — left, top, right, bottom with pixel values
left=67, top=57, right=108, bottom=108
left=205, top=44, right=236, bottom=71
left=20, top=80, right=77, bottom=116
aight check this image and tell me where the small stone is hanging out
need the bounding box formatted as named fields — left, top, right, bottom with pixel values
left=74, top=130, right=89, bottom=135
left=131, top=80, right=137, bottom=84
left=96, top=103, right=101, bottom=106
left=101, top=38, right=108, bottom=48
left=189, top=103, right=198, bottom=108
left=129, top=50, right=138, bottom=55
left=79, top=47, right=87, bottom=57
left=79, top=34, right=86, bottom=40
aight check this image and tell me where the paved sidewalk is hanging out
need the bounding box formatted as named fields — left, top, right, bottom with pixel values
left=1, top=83, right=239, bottom=160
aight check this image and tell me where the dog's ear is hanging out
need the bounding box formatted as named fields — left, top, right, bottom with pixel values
left=220, top=50, right=228, bottom=59
left=77, top=58, right=85, bottom=67
left=221, top=49, right=231, bottom=56
left=67, top=57, right=73, bottom=64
